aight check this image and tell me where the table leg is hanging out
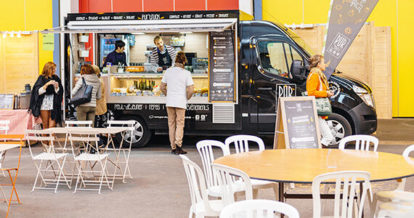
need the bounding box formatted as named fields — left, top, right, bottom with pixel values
left=279, top=182, right=284, bottom=202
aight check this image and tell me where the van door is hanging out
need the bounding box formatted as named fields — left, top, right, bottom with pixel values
left=250, top=38, right=305, bottom=133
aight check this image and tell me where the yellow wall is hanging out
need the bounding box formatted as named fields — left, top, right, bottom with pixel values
left=263, top=0, right=413, bottom=117
left=0, top=0, right=53, bottom=74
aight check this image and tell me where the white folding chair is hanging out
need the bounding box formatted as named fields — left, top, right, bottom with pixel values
left=69, top=130, right=111, bottom=194
left=225, top=135, right=278, bottom=199
left=0, top=120, right=10, bottom=177
left=212, top=163, right=253, bottom=206
left=26, top=130, right=71, bottom=193
left=312, top=171, right=373, bottom=218
left=65, top=120, right=93, bottom=127
left=370, top=144, right=414, bottom=217
left=338, top=135, right=379, bottom=151
left=196, top=140, right=234, bottom=198
left=180, top=155, right=224, bottom=218
left=107, top=120, right=136, bottom=182
left=220, top=199, right=300, bottom=218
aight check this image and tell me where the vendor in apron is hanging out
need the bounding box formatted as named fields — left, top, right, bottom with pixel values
left=150, top=36, right=177, bottom=72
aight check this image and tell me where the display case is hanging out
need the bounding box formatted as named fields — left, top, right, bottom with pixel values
left=107, top=68, right=209, bottom=104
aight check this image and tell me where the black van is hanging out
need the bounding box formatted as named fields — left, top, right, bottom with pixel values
left=64, top=12, right=377, bottom=147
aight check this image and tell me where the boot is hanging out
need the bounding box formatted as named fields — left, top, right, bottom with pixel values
left=176, top=146, right=187, bottom=154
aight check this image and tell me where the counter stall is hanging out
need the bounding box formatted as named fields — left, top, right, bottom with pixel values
left=49, top=10, right=241, bottom=147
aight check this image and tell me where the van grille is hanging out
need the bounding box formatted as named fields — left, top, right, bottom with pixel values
left=213, top=104, right=235, bottom=124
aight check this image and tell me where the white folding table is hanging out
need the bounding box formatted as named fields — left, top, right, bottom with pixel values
left=43, top=127, right=131, bottom=186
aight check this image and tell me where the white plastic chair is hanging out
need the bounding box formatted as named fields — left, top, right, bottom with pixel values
left=65, top=120, right=93, bottom=127
left=338, top=135, right=379, bottom=151
left=26, top=130, right=71, bottom=193
left=107, top=120, right=136, bottom=182
left=225, top=135, right=278, bottom=199
left=220, top=199, right=300, bottom=218
left=377, top=201, right=414, bottom=218
left=370, top=144, right=414, bottom=217
left=212, top=163, right=253, bottom=205
left=69, top=130, right=111, bottom=194
left=196, top=140, right=233, bottom=197
left=312, top=171, right=373, bottom=218
left=180, top=155, right=224, bottom=218
left=0, top=120, right=10, bottom=176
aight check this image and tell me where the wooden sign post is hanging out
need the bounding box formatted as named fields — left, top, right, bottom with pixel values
left=273, top=96, right=321, bottom=149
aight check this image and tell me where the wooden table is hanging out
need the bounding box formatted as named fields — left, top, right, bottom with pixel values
left=214, top=149, right=414, bottom=202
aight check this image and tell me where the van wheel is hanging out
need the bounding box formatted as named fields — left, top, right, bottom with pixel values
left=326, top=113, right=352, bottom=146
left=115, top=117, right=151, bottom=148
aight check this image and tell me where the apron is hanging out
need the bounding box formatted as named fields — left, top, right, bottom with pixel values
left=157, top=47, right=172, bottom=69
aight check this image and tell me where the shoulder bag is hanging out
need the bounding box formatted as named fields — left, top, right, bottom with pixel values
left=69, top=77, right=93, bottom=107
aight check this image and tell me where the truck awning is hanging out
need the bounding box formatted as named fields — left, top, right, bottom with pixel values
left=42, top=18, right=237, bottom=34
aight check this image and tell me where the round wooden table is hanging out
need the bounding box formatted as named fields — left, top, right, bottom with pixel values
left=214, top=149, right=414, bottom=201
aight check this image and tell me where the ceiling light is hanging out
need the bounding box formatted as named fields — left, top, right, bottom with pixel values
left=2, top=32, right=7, bottom=38
left=17, top=31, right=21, bottom=38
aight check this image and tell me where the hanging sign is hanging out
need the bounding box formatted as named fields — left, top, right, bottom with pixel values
left=323, top=0, right=379, bottom=78
left=42, top=33, right=54, bottom=51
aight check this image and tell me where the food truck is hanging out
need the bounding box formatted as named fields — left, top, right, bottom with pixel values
left=58, top=10, right=377, bottom=147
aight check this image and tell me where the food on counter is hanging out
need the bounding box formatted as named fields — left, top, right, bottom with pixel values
left=192, top=87, right=208, bottom=97
left=126, top=66, right=144, bottom=72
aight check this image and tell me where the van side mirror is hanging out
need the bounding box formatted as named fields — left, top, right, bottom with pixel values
left=290, top=60, right=307, bottom=83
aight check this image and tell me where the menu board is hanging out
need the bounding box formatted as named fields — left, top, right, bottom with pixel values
left=209, top=30, right=235, bottom=102
left=0, top=94, right=15, bottom=109
left=273, top=97, right=321, bottom=149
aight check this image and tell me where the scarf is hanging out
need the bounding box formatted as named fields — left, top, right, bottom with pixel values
left=310, top=67, right=329, bottom=89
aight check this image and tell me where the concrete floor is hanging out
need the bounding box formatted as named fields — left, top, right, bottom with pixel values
left=0, top=119, right=413, bottom=218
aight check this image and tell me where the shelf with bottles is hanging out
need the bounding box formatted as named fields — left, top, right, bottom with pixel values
left=110, top=77, right=161, bottom=97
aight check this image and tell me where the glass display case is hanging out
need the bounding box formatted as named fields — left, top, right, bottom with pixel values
left=107, top=67, right=209, bottom=104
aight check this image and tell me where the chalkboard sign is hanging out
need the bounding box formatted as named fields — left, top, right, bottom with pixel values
left=273, top=96, right=321, bottom=149
left=0, top=94, right=15, bottom=110
left=209, top=30, right=236, bottom=102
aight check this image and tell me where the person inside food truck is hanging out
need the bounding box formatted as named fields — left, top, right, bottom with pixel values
left=103, top=40, right=127, bottom=67
left=150, top=36, right=177, bottom=72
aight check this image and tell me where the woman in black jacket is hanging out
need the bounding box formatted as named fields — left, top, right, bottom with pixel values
left=29, top=62, right=63, bottom=129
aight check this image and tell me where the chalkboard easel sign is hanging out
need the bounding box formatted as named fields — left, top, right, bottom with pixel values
left=273, top=96, right=321, bottom=149
left=0, top=94, right=15, bottom=110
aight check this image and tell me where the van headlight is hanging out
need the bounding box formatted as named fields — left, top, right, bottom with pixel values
left=352, top=85, right=375, bottom=108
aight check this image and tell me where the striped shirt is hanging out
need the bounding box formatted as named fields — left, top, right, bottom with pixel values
left=150, top=45, right=177, bottom=67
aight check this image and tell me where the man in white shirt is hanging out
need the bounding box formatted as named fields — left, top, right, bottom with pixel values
left=160, top=51, right=194, bottom=154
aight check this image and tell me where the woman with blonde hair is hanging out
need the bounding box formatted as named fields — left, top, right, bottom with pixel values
left=306, top=54, right=335, bottom=146
left=29, top=62, right=64, bottom=129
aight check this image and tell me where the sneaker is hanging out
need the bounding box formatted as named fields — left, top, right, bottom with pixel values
left=177, top=146, right=187, bottom=154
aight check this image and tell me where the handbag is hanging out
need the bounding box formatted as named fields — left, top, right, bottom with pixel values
left=69, top=77, right=93, bottom=107
left=315, top=97, right=332, bottom=116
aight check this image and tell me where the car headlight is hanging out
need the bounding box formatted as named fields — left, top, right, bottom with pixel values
left=352, top=85, right=375, bottom=108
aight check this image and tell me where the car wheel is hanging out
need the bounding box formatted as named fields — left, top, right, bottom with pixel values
left=326, top=113, right=352, bottom=146
left=115, top=117, right=151, bottom=148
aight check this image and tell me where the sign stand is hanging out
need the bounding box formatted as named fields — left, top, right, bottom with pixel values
left=273, top=96, right=321, bottom=149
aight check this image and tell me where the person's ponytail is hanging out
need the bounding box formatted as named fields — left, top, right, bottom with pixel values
left=309, top=54, right=323, bottom=69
